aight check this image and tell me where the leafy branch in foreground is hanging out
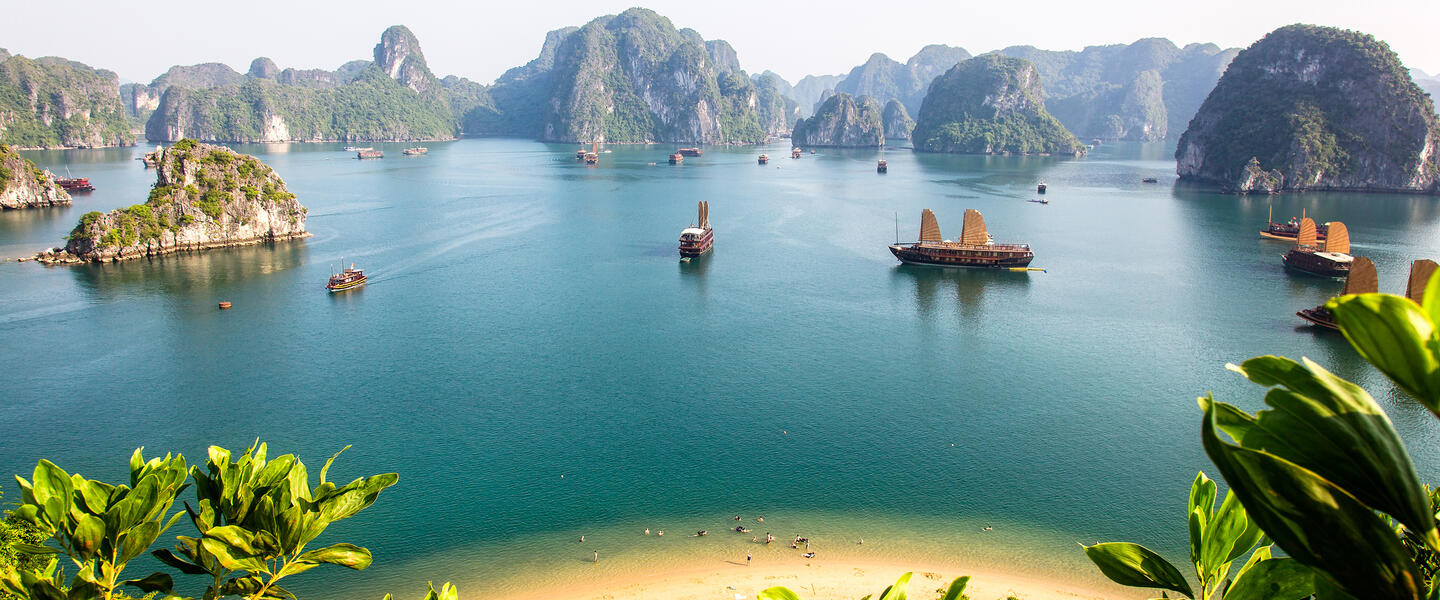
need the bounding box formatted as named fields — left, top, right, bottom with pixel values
left=758, top=571, right=970, bottom=600
left=1082, top=471, right=1313, bottom=599
left=382, top=581, right=457, bottom=600
left=1, top=449, right=190, bottom=600
left=152, top=441, right=398, bottom=600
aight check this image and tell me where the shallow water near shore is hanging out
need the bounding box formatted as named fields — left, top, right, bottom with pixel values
left=3, top=139, right=1440, bottom=598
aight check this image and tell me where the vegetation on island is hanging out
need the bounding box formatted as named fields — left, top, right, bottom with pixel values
left=0, top=441, right=452, bottom=600
left=911, top=55, right=1085, bottom=155
left=0, top=53, right=133, bottom=148
left=1176, top=24, right=1440, bottom=193
left=791, top=92, right=884, bottom=148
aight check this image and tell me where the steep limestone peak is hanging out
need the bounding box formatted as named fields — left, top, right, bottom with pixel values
left=248, top=57, right=279, bottom=79
left=706, top=39, right=741, bottom=74
left=373, top=25, right=436, bottom=92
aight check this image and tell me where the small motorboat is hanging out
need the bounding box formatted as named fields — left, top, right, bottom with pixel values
left=1037, top=181, right=1047, bottom=194
left=1141, top=177, right=1158, bottom=183
left=327, top=263, right=367, bottom=292
left=758, top=154, right=769, bottom=165
left=877, top=159, right=887, bottom=173
left=1028, top=198, right=1048, bottom=204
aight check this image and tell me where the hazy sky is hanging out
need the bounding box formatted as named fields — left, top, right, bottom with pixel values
left=4, top=1, right=1437, bottom=85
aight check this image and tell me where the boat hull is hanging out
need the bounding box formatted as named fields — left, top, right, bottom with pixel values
left=1282, top=250, right=1350, bottom=278
left=1296, top=306, right=1339, bottom=330
left=327, top=276, right=367, bottom=292
left=888, top=244, right=1033, bottom=269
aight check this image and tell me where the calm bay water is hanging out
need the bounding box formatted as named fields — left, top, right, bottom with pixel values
left=3, top=139, right=1440, bottom=598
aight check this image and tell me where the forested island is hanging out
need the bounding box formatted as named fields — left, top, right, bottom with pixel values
left=911, top=55, right=1086, bottom=155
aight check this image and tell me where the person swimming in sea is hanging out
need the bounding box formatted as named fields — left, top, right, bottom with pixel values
left=644, top=528, right=650, bottom=535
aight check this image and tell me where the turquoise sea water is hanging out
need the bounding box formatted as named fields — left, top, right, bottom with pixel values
left=3, top=140, right=1440, bottom=598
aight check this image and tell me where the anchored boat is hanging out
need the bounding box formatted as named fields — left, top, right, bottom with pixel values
left=888, top=209, right=1033, bottom=269
left=791, top=147, right=802, bottom=159
left=678, top=147, right=702, bottom=157
left=679, top=201, right=713, bottom=259
left=327, top=263, right=367, bottom=292
left=1036, top=181, right=1047, bottom=194
left=403, top=147, right=428, bottom=155
left=1297, top=257, right=1377, bottom=329
left=877, top=159, right=887, bottom=173
left=1260, top=207, right=1328, bottom=242
left=1282, top=218, right=1351, bottom=278
left=356, top=148, right=383, bottom=159
left=668, top=153, right=684, bottom=165
left=758, top=154, right=769, bottom=165
left=56, top=177, right=94, bottom=192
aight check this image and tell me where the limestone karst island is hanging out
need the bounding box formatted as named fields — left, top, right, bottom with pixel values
left=4, top=3, right=1440, bottom=600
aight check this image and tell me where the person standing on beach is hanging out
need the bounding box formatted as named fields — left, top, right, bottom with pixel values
left=593, top=550, right=599, bottom=563
left=747, top=553, right=751, bottom=566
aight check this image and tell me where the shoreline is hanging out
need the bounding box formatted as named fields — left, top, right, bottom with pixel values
left=482, top=556, right=1137, bottom=600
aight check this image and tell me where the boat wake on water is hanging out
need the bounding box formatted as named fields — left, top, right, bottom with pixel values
left=352, top=203, right=549, bottom=285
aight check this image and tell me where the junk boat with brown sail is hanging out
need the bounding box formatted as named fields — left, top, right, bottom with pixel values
left=889, top=209, right=1033, bottom=269
left=584, top=142, right=599, bottom=165
left=1260, top=206, right=1328, bottom=242
left=1282, top=218, right=1351, bottom=278
left=1298, top=259, right=1436, bottom=329
left=327, top=263, right=367, bottom=292
left=679, top=201, right=713, bottom=259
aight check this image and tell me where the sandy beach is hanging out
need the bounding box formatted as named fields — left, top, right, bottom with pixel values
left=491, top=557, right=1139, bottom=600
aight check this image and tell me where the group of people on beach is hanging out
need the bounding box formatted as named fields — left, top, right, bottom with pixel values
left=580, top=514, right=833, bottom=564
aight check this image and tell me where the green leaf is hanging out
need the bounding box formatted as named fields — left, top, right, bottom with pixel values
left=151, top=548, right=211, bottom=575
left=70, top=514, right=105, bottom=559
left=878, top=572, right=911, bottom=600
left=1200, top=493, right=1251, bottom=580
left=1328, top=293, right=1440, bottom=412
left=31, top=460, right=72, bottom=529
left=320, top=445, right=351, bottom=486
left=295, top=543, right=373, bottom=570
left=1221, top=558, right=1315, bottom=600
left=119, top=520, right=162, bottom=566
left=940, top=575, right=970, bottom=600
left=1225, top=357, right=1438, bottom=546
left=1200, top=396, right=1423, bottom=598
left=121, top=572, right=174, bottom=593
left=757, top=587, right=804, bottom=600
left=1081, top=542, right=1194, bottom=597
left=12, top=543, right=61, bottom=555
left=200, top=527, right=269, bottom=574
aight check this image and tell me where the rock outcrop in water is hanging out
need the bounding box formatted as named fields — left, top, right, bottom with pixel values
left=468, top=8, right=770, bottom=143
left=912, top=55, right=1085, bottom=155
left=0, top=144, right=70, bottom=209
left=791, top=93, right=884, bottom=147
left=144, top=27, right=460, bottom=143
left=1176, top=24, right=1440, bottom=194
left=882, top=99, right=914, bottom=141
left=37, top=140, right=307, bottom=264
left=0, top=52, right=133, bottom=148
left=994, top=39, right=1238, bottom=141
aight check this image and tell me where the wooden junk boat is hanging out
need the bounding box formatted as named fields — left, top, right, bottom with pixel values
left=758, top=154, right=769, bottom=165
left=56, top=177, right=95, bottom=192
left=327, top=263, right=367, bottom=293
left=889, top=209, right=1034, bottom=269
left=1260, top=207, right=1329, bottom=241
left=584, top=142, right=599, bottom=165
left=403, top=147, right=428, bottom=155
left=678, top=201, right=713, bottom=259
left=356, top=148, right=383, bottom=159
left=1298, top=259, right=1437, bottom=330
left=1282, top=218, right=1351, bottom=278
left=678, top=147, right=702, bottom=157
left=791, top=147, right=802, bottom=159
left=668, top=153, right=684, bottom=164
left=877, top=159, right=888, bottom=173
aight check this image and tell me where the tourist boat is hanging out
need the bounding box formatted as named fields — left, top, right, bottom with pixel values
left=584, top=142, right=599, bottom=165
left=888, top=209, right=1034, bottom=269
left=576, top=147, right=587, bottom=159
left=1037, top=181, right=1047, bottom=194
left=678, top=201, right=713, bottom=259
left=792, top=147, right=802, bottom=158
left=56, top=177, right=95, bottom=192
left=343, top=146, right=360, bottom=152
left=327, top=263, right=367, bottom=292
left=1297, top=256, right=1376, bottom=330
left=668, top=153, right=683, bottom=164
left=877, top=159, right=888, bottom=173
left=1260, top=206, right=1328, bottom=241
left=1141, top=177, right=1158, bottom=183
left=1282, top=218, right=1352, bottom=277
left=678, top=147, right=702, bottom=157
left=758, top=154, right=769, bottom=165
left=1029, top=198, right=1048, bottom=204
left=403, top=147, right=428, bottom=155
left=356, top=148, right=383, bottom=159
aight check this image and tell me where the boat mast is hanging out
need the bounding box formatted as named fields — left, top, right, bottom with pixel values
left=895, top=212, right=899, bottom=244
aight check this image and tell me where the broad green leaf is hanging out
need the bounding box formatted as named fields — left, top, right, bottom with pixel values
left=65, top=579, right=101, bottom=600
left=758, top=587, right=804, bottom=600
left=121, top=572, right=174, bottom=593
left=1421, top=271, right=1440, bottom=325
left=12, top=543, right=61, bottom=555
left=1200, top=493, right=1251, bottom=579
left=878, top=572, right=911, bottom=600
left=129, top=448, right=145, bottom=482
left=151, top=548, right=210, bottom=575
left=69, top=514, right=105, bottom=559
left=1328, top=293, right=1440, bottom=411
left=1221, top=558, right=1315, bottom=600
left=1082, top=542, right=1194, bottom=597
left=1188, top=507, right=1204, bottom=566
left=1188, top=472, right=1216, bottom=564
left=940, top=576, right=970, bottom=600
left=1225, top=357, right=1438, bottom=547
left=119, top=520, right=162, bottom=566
left=295, top=543, right=373, bottom=570
left=274, top=559, right=321, bottom=579
left=320, top=445, right=351, bottom=486
left=1200, top=397, right=1423, bottom=598
left=74, top=479, right=114, bottom=515
left=31, top=460, right=72, bottom=528
left=434, top=582, right=457, bottom=600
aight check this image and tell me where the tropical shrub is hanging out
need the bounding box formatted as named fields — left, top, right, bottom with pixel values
left=757, top=571, right=970, bottom=600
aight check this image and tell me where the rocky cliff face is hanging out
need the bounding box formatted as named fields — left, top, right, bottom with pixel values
left=882, top=99, right=914, bottom=141
left=39, top=140, right=307, bottom=264
left=912, top=55, right=1085, bottom=155
left=791, top=93, right=883, bottom=147
left=0, top=144, right=70, bottom=209
left=997, top=39, right=1236, bottom=141
left=476, top=8, right=767, bottom=143
left=145, top=27, right=457, bottom=143
left=1176, top=24, right=1440, bottom=194
left=789, top=74, right=843, bottom=118
left=0, top=53, right=133, bottom=148
left=248, top=57, right=280, bottom=79
left=374, top=25, right=438, bottom=93
left=753, top=74, right=798, bottom=135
